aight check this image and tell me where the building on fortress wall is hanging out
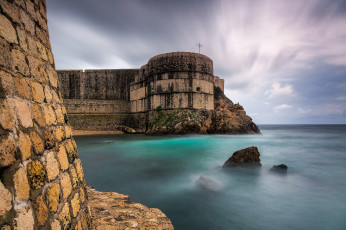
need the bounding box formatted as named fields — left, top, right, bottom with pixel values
left=57, top=52, right=225, bottom=131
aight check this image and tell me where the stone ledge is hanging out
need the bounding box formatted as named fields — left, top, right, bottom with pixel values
left=87, top=186, right=174, bottom=230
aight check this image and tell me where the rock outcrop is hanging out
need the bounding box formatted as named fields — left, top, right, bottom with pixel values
left=270, top=164, right=288, bottom=173
left=87, top=186, right=174, bottom=230
left=146, top=87, right=260, bottom=135
left=223, top=146, right=262, bottom=167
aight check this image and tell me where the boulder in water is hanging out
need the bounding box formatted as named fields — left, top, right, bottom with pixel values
left=196, top=175, right=221, bottom=192
left=223, top=146, right=262, bottom=167
left=270, top=164, right=288, bottom=173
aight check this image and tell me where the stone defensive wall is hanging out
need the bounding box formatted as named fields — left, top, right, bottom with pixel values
left=130, top=52, right=215, bottom=112
left=0, top=0, right=92, bottom=228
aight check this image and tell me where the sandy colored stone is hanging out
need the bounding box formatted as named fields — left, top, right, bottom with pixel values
left=45, top=151, right=59, bottom=181
left=70, top=165, right=78, bottom=188
left=15, top=77, right=31, bottom=99
left=79, top=187, right=86, bottom=203
left=46, top=182, right=60, bottom=212
left=16, top=28, right=28, bottom=51
left=44, top=85, right=53, bottom=102
left=31, top=103, right=46, bottom=127
left=0, top=37, right=12, bottom=69
left=25, top=1, right=36, bottom=20
left=51, top=219, right=61, bottom=230
left=15, top=99, right=33, bottom=128
left=65, top=140, right=78, bottom=163
left=27, top=55, right=48, bottom=83
left=44, top=128, right=56, bottom=149
left=31, top=81, right=45, bottom=103
left=55, top=106, right=65, bottom=124
left=0, top=135, right=16, bottom=167
left=57, top=146, right=69, bottom=171
left=36, top=26, right=50, bottom=48
left=65, top=126, right=72, bottom=138
left=36, top=41, right=48, bottom=61
left=0, top=1, right=20, bottom=23
left=1, top=225, right=11, bottom=230
left=28, top=160, right=46, bottom=189
left=43, top=104, right=57, bottom=126
left=59, top=202, right=71, bottom=229
left=0, top=71, right=14, bottom=98
left=55, top=126, right=65, bottom=142
left=34, top=195, right=48, bottom=226
left=14, top=166, right=30, bottom=201
left=60, top=172, right=72, bottom=201
left=0, top=99, right=15, bottom=130
left=13, top=205, right=34, bottom=230
left=18, top=132, right=32, bottom=161
left=71, top=193, right=80, bottom=217
left=36, top=12, right=48, bottom=33
left=20, top=9, right=35, bottom=35
left=0, top=15, right=18, bottom=44
left=48, top=50, right=54, bottom=65
left=47, top=65, right=58, bottom=88
left=27, top=35, right=38, bottom=56
left=12, top=49, right=30, bottom=76
left=0, top=181, right=12, bottom=216
left=51, top=89, right=61, bottom=103
left=30, top=130, right=44, bottom=154
left=74, top=159, right=84, bottom=183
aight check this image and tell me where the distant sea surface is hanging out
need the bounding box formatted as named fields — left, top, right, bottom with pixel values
left=75, top=125, right=346, bottom=230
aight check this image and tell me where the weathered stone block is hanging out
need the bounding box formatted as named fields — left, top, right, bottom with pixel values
left=47, top=50, right=54, bottom=65
left=18, top=131, right=32, bottom=161
left=44, top=85, right=53, bottom=102
left=0, top=37, right=12, bottom=69
left=47, top=65, right=58, bottom=88
left=46, top=183, right=60, bottom=212
left=25, top=1, right=36, bottom=21
left=60, top=172, right=72, bottom=201
left=13, top=205, right=34, bottom=230
left=43, top=104, right=57, bottom=126
left=0, top=15, right=18, bottom=44
left=57, top=146, right=69, bottom=171
left=0, top=1, right=20, bottom=23
left=51, top=89, right=61, bottom=103
left=14, top=166, right=30, bottom=201
left=31, top=81, right=45, bottom=103
left=0, top=181, right=12, bottom=216
left=20, top=9, right=35, bottom=35
left=45, top=151, right=59, bottom=181
left=70, top=165, right=78, bottom=188
left=12, top=49, right=30, bottom=76
left=74, top=159, right=84, bottom=183
left=65, top=126, right=72, bottom=138
left=54, top=126, right=65, bottom=142
left=15, top=77, right=31, bottom=100
left=0, top=71, right=14, bottom=98
left=27, top=56, right=48, bottom=83
left=30, top=130, right=44, bottom=154
left=31, top=103, right=46, bottom=127
left=16, top=28, right=28, bottom=51
left=36, top=26, right=50, bottom=48
left=27, top=35, right=38, bottom=56
left=15, top=99, right=33, bottom=128
left=79, top=187, right=86, bottom=203
left=0, top=99, right=15, bottom=130
left=43, top=128, right=56, bottom=149
left=65, top=140, right=78, bottom=163
left=55, top=106, right=65, bottom=124
left=36, top=41, right=48, bottom=61
left=59, top=202, right=71, bottom=229
left=51, top=219, right=61, bottom=230
left=0, top=135, right=16, bottom=167
left=28, top=160, right=46, bottom=189
left=70, top=193, right=80, bottom=217
left=33, top=195, right=48, bottom=226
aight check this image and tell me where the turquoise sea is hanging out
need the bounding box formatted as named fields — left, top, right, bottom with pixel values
left=75, top=125, right=346, bottom=230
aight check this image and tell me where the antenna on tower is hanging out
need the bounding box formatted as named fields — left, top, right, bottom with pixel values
left=197, top=42, right=202, bottom=53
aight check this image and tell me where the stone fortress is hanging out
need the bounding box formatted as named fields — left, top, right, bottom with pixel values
left=57, top=52, right=225, bottom=132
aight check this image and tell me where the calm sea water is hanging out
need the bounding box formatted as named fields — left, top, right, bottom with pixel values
left=75, top=125, right=346, bottom=230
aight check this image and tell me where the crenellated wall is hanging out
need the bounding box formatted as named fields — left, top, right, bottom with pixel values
left=0, top=0, right=92, bottom=229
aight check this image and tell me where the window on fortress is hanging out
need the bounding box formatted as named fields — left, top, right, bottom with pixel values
left=196, top=87, right=201, bottom=92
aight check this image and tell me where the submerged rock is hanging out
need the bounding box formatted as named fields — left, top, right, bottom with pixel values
left=196, top=175, right=222, bottom=192
left=223, top=146, right=262, bottom=167
left=270, top=164, right=288, bottom=173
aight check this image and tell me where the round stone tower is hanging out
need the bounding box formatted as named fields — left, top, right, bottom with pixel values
left=130, top=52, right=215, bottom=112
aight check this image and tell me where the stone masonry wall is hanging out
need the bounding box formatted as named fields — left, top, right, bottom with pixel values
left=0, top=0, right=92, bottom=229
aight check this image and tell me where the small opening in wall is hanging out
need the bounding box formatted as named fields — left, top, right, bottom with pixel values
left=196, top=87, right=201, bottom=92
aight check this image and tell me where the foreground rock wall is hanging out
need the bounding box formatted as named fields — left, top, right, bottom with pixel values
left=0, top=0, right=92, bottom=228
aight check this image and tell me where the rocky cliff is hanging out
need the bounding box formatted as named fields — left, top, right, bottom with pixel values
left=146, top=87, right=260, bottom=135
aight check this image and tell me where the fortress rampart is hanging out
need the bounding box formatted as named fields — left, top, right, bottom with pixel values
left=57, top=52, right=224, bottom=131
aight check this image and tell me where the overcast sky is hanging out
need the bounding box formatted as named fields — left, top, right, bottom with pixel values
left=47, top=0, right=346, bottom=124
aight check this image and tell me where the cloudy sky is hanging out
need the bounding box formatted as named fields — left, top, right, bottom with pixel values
left=47, top=0, right=346, bottom=124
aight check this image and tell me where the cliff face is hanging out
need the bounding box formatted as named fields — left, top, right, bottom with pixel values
left=146, top=87, right=260, bottom=135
